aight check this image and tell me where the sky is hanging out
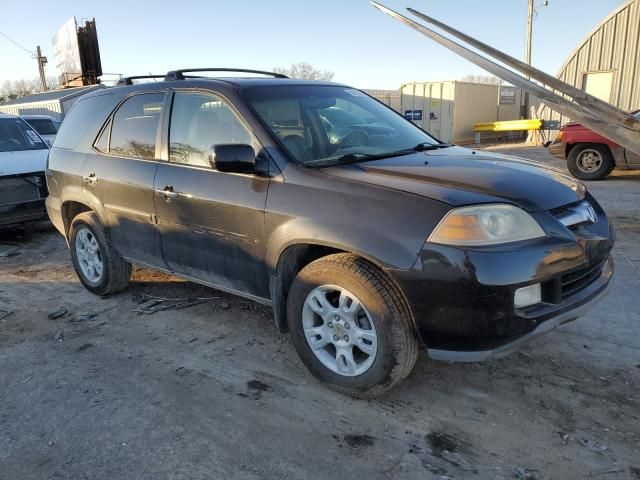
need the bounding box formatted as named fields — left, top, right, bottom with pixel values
left=0, top=0, right=626, bottom=90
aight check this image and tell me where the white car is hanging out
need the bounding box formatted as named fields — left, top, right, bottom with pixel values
left=21, top=115, right=61, bottom=146
left=0, top=114, right=49, bottom=226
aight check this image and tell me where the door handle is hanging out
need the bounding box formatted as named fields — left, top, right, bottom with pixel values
left=82, top=173, right=98, bottom=185
left=155, top=186, right=178, bottom=201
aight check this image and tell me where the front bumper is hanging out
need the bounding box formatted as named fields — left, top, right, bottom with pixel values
left=547, top=140, right=567, bottom=160
left=387, top=204, right=615, bottom=361
left=427, top=256, right=613, bottom=361
left=0, top=174, right=48, bottom=226
left=0, top=200, right=47, bottom=226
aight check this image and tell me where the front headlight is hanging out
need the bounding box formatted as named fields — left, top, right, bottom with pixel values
left=428, top=204, right=545, bottom=246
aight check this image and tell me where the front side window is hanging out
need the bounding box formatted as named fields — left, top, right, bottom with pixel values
left=110, top=93, right=164, bottom=160
left=0, top=117, right=48, bottom=152
left=242, top=85, right=440, bottom=166
left=169, top=91, right=252, bottom=168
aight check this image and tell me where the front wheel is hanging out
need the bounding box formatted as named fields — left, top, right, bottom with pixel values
left=286, top=253, right=419, bottom=398
left=69, top=212, right=131, bottom=296
left=567, top=143, right=614, bottom=180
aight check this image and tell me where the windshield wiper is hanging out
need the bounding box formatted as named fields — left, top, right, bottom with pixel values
left=305, top=142, right=452, bottom=168
left=414, top=141, right=452, bottom=151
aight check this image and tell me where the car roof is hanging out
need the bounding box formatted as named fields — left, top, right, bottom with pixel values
left=80, top=77, right=347, bottom=100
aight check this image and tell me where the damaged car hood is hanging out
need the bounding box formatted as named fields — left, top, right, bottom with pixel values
left=327, top=146, right=584, bottom=212
left=0, top=149, right=49, bottom=177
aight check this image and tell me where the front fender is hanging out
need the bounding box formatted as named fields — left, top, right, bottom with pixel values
left=264, top=171, right=451, bottom=271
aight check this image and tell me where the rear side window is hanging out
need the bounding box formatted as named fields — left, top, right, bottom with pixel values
left=109, top=93, right=164, bottom=160
left=169, top=92, right=251, bottom=168
left=25, top=119, right=59, bottom=135
left=54, top=94, right=114, bottom=150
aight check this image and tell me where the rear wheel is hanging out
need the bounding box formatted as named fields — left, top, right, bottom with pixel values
left=69, top=212, right=131, bottom=296
left=567, top=143, right=614, bottom=180
left=286, top=253, right=419, bottom=398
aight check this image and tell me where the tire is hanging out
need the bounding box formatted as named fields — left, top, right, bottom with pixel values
left=286, top=253, right=419, bottom=398
left=69, top=212, right=131, bottom=296
left=567, top=143, right=614, bottom=180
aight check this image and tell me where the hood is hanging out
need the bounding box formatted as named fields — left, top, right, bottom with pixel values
left=0, top=149, right=49, bottom=176
left=327, top=146, right=585, bottom=212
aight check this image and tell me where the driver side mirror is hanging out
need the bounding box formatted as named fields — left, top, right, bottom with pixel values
left=209, top=144, right=256, bottom=173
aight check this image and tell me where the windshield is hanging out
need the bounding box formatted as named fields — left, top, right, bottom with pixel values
left=25, top=118, right=60, bottom=135
left=241, top=85, right=440, bottom=165
left=0, top=118, right=48, bottom=152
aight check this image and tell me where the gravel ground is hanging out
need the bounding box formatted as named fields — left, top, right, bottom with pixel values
left=0, top=146, right=638, bottom=480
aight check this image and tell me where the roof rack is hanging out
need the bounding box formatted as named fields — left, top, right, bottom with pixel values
left=164, top=68, right=288, bottom=80
left=116, top=75, right=166, bottom=86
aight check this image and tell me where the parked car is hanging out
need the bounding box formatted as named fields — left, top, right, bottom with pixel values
left=21, top=115, right=61, bottom=146
left=547, top=110, right=640, bottom=180
left=46, top=69, right=614, bottom=397
left=0, top=114, right=49, bottom=226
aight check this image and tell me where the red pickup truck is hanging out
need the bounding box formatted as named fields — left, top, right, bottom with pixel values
left=548, top=110, right=640, bottom=180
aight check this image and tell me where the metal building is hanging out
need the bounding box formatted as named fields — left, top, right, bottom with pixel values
left=540, top=0, right=640, bottom=124
left=0, top=85, right=105, bottom=120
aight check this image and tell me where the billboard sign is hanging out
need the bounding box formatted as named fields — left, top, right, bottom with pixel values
left=52, top=17, right=82, bottom=85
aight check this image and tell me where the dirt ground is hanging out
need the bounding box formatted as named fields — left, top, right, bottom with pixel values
left=1, top=146, right=639, bottom=480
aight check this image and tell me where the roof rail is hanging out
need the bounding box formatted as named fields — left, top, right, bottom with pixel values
left=116, top=75, right=166, bottom=86
left=164, top=68, right=288, bottom=80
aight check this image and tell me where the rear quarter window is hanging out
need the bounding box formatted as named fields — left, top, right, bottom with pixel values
left=53, top=93, right=115, bottom=151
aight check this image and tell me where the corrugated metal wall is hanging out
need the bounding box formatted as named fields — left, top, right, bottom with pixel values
left=0, top=102, right=63, bottom=119
left=364, top=89, right=402, bottom=112
left=453, top=82, right=522, bottom=143
left=540, top=0, right=640, bottom=126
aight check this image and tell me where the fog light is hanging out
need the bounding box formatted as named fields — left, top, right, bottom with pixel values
left=514, top=283, right=541, bottom=308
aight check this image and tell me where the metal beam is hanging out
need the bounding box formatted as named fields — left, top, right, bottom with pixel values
left=474, top=119, right=543, bottom=132
left=370, top=2, right=640, bottom=155
left=406, top=7, right=640, bottom=131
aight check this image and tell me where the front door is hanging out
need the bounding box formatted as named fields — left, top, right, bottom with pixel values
left=84, top=91, right=167, bottom=267
left=154, top=90, right=270, bottom=298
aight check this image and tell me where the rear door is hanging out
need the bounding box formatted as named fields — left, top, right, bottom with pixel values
left=84, top=91, right=168, bottom=267
left=154, top=90, right=270, bottom=298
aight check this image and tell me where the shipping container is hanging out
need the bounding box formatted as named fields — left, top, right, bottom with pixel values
left=399, top=81, right=523, bottom=144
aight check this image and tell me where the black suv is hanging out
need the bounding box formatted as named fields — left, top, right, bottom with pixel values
left=46, top=69, right=614, bottom=397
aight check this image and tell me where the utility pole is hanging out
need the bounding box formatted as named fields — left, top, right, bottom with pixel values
left=36, top=46, right=48, bottom=92
left=522, top=0, right=535, bottom=119
left=525, top=0, right=534, bottom=78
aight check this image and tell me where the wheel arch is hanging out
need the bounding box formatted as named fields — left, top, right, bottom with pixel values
left=269, top=241, right=413, bottom=336
left=60, top=195, right=108, bottom=242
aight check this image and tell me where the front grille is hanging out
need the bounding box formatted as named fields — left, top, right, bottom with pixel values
left=0, top=177, right=42, bottom=206
left=560, top=260, right=605, bottom=299
left=549, top=203, right=575, bottom=217
left=549, top=199, right=598, bottom=229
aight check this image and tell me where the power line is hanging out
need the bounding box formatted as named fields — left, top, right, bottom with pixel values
left=0, top=31, right=35, bottom=57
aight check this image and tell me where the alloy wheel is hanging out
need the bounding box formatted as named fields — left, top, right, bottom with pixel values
left=302, top=285, right=378, bottom=377
left=75, top=226, right=103, bottom=283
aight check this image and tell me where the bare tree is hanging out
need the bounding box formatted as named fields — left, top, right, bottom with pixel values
left=273, top=62, right=334, bottom=81
left=460, top=74, right=503, bottom=85
left=0, top=76, right=59, bottom=103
